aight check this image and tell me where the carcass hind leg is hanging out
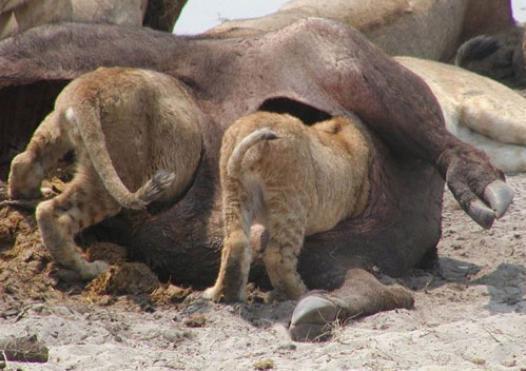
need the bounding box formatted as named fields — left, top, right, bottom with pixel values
left=289, top=268, right=414, bottom=342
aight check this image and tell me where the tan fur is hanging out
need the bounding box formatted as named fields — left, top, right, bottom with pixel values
left=204, top=112, right=371, bottom=302
left=206, top=0, right=514, bottom=61
left=396, top=56, right=526, bottom=173
left=7, top=67, right=202, bottom=280
left=0, top=0, right=148, bottom=40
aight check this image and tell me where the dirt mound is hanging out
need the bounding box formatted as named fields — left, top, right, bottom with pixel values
left=0, top=202, right=191, bottom=315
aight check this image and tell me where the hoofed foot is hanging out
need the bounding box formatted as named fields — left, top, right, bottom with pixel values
left=441, top=146, right=514, bottom=229
left=467, top=180, right=514, bottom=229
left=289, top=269, right=415, bottom=342
left=288, top=292, right=343, bottom=342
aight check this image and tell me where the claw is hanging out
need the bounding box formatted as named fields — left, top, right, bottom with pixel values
left=483, top=180, right=513, bottom=218
left=468, top=199, right=496, bottom=229
left=289, top=294, right=341, bottom=342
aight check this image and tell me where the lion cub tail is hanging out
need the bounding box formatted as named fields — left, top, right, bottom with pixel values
left=65, top=107, right=175, bottom=210
left=227, top=128, right=278, bottom=178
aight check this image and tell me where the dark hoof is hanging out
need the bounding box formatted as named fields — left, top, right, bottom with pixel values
left=484, top=180, right=513, bottom=218
left=468, top=180, right=514, bottom=229
left=288, top=294, right=341, bottom=342
left=468, top=199, right=496, bottom=229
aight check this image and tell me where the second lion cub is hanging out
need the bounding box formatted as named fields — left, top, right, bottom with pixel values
left=205, top=111, right=371, bottom=302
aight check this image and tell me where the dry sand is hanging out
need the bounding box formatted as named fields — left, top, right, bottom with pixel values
left=0, top=174, right=525, bottom=370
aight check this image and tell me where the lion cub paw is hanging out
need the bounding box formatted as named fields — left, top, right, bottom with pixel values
left=79, top=260, right=110, bottom=281
left=202, top=285, right=246, bottom=303
left=202, top=286, right=223, bottom=302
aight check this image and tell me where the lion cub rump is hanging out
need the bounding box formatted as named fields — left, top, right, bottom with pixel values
left=7, top=67, right=202, bottom=280
left=205, top=111, right=371, bottom=302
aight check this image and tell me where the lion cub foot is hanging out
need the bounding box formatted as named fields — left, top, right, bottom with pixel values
left=261, top=289, right=290, bottom=303
left=7, top=152, right=44, bottom=200
left=53, top=259, right=109, bottom=282
left=202, top=284, right=247, bottom=303
left=77, top=259, right=110, bottom=281
left=202, top=286, right=222, bottom=301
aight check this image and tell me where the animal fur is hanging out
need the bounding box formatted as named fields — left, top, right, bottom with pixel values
left=7, top=67, right=202, bottom=279
left=0, top=18, right=510, bottom=294
left=454, top=27, right=526, bottom=88
left=204, top=112, right=371, bottom=301
left=397, top=56, right=526, bottom=173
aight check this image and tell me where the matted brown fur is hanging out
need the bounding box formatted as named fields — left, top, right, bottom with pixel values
left=6, top=67, right=203, bottom=280
left=205, top=112, right=371, bottom=302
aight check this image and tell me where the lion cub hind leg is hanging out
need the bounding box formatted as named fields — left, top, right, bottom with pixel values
left=8, top=111, right=72, bottom=200
left=204, top=230, right=252, bottom=302
left=35, top=164, right=121, bottom=280
left=263, top=194, right=308, bottom=301
left=204, top=185, right=252, bottom=302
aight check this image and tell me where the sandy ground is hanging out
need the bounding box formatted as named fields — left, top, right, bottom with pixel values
left=0, top=173, right=525, bottom=371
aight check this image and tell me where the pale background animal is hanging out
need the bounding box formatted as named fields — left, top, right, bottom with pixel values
left=0, top=0, right=147, bottom=39
left=0, top=0, right=187, bottom=39
left=196, top=0, right=516, bottom=61
left=174, top=0, right=526, bottom=35
left=397, top=56, right=526, bottom=173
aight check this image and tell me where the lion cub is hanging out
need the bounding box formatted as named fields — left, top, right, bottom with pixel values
left=7, top=67, right=202, bottom=280
left=204, top=111, right=371, bottom=302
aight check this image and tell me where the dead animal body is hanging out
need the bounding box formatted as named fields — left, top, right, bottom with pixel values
left=0, top=18, right=514, bottom=340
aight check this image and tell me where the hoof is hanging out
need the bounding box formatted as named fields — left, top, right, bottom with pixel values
left=289, top=293, right=341, bottom=342
left=484, top=180, right=513, bottom=218
left=468, top=199, right=496, bottom=229
left=468, top=180, right=514, bottom=229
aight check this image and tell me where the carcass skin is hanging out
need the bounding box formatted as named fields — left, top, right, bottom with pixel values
left=0, top=19, right=512, bottom=341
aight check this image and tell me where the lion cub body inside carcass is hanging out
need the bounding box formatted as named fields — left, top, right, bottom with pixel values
left=7, top=67, right=202, bottom=280
left=205, top=111, right=371, bottom=302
